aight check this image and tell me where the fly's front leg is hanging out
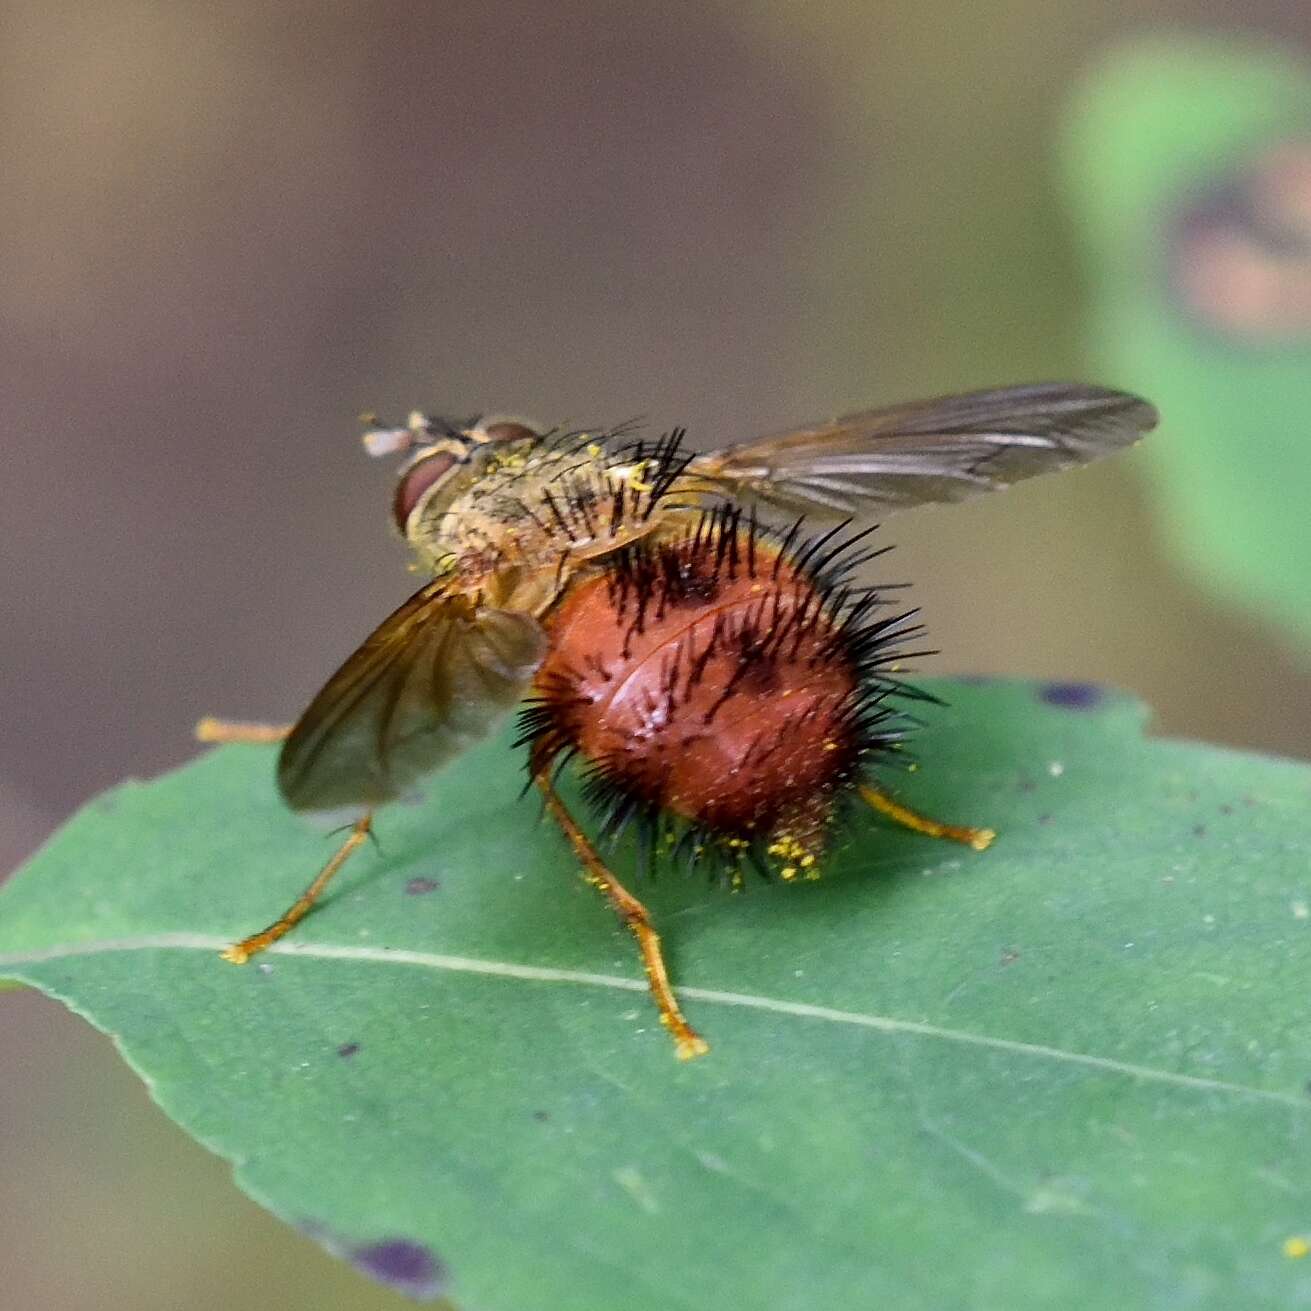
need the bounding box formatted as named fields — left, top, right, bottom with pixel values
left=195, top=718, right=293, bottom=744
left=221, top=812, right=375, bottom=963
left=194, top=718, right=370, bottom=961
left=536, top=774, right=709, bottom=1060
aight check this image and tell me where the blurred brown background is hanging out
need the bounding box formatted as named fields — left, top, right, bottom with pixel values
left=4, top=3, right=1311, bottom=1308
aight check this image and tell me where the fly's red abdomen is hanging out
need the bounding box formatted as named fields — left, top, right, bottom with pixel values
left=541, top=542, right=855, bottom=834
left=521, top=508, right=928, bottom=877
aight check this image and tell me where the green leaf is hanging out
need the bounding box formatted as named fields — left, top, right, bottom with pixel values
left=3, top=679, right=1311, bottom=1309
left=1062, top=37, right=1311, bottom=650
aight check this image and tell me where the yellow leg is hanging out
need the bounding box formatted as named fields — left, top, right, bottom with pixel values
left=221, top=813, right=374, bottom=963
left=859, top=784, right=995, bottom=852
left=536, top=775, right=709, bottom=1061
left=195, top=717, right=292, bottom=744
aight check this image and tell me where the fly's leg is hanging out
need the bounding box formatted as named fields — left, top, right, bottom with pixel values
left=195, top=718, right=293, bottom=744
left=221, top=812, right=375, bottom=963
left=859, top=783, right=995, bottom=851
left=195, top=718, right=370, bottom=962
left=536, top=774, right=709, bottom=1061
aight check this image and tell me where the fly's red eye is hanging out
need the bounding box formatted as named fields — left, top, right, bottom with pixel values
left=392, top=450, right=458, bottom=531
left=482, top=421, right=538, bottom=443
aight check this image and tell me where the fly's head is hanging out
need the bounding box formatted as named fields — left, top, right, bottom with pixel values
left=362, top=410, right=546, bottom=574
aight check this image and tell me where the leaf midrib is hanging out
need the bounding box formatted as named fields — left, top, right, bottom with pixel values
left=0, top=932, right=1302, bottom=1109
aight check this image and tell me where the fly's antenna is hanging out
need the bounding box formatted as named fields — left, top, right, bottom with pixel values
left=360, top=410, right=423, bottom=458
left=360, top=410, right=472, bottom=459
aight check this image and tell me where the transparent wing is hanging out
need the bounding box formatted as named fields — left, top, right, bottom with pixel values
left=686, top=383, right=1158, bottom=517
left=277, top=582, right=548, bottom=814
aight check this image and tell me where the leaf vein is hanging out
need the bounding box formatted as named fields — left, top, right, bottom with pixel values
left=1, top=932, right=1304, bottom=1109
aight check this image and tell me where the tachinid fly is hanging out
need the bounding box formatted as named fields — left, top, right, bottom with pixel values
left=199, top=384, right=1157, bottom=1058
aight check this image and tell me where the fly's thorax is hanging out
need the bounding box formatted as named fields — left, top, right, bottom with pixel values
left=400, top=431, right=698, bottom=589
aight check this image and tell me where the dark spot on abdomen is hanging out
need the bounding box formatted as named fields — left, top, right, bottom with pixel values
left=406, top=876, right=440, bottom=895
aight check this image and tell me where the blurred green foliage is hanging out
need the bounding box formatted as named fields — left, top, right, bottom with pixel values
left=1065, top=38, right=1311, bottom=651
left=5, top=681, right=1311, bottom=1308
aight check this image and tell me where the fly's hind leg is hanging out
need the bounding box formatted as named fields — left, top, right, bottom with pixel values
left=194, top=718, right=371, bottom=963
left=859, top=783, right=996, bottom=852
left=536, top=774, right=709, bottom=1061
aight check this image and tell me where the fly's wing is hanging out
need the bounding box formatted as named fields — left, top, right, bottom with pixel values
left=686, top=383, right=1158, bottom=517
left=277, top=582, right=548, bottom=815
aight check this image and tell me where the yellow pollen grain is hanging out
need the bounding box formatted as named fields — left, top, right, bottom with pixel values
left=800, top=854, right=816, bottom=868
left=1284, top=1237, right=1310, bottom=1259
left=780, top=867, right=798, bottom=881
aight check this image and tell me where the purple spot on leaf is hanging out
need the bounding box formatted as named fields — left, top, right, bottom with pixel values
left=406, top=877, right=440, bottom=896
left=1039, top=682, right=1103, bottom=711
left=300, top=1223, right=448, bottom=1301
left=337, top=1042, right=360, bottom=1059
left=351, top=1239, right=447, bottom=1300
